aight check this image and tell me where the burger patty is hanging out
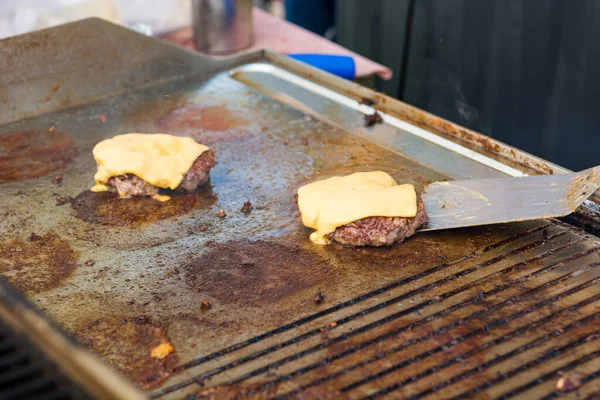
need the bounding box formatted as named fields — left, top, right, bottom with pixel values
left=328, top=195, right=427, bottom=247
left=105, top=149, right=215, bottom=197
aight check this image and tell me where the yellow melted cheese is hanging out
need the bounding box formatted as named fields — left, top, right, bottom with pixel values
left=91, top=133, right=209, bottom=201
left=297, top=171, right=417, bottom=244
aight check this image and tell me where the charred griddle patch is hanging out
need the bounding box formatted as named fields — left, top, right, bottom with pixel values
left=0, top=232, right=78, bottom=293
left=70, top=188, right=214, bottom=226
left=157, top=104, right=252, bottom=144
left=0, top=130, right=78, bottom=182
left=75, top=315, right=178, bottom=390
left=185, top=240, right=337, bottom=307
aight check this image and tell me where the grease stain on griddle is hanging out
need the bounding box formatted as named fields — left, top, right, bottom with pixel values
left=157, top=104, right=253, bottom=144
left=70, top=186, right=215, bottom=226
left=185, top=240, right=338, bottom=307
left=0, top=232, right=78, bottom=293
left=75, top=315, right=178, bottom=389
left=0, top=130, right=78, bottom=182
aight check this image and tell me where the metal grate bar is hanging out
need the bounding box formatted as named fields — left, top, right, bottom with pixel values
left=152, top=226, right=564, bottom=397
left=452, top=341, right=600, bottom=399
left=500, top=349, right=600, bottom=399
left=251, top=273, right=599, bottom=399
left=409, top=311, right=600, bottom=399
left=345, top=273, right=600, bottom=394
left=0, top=375, right=56, bottom=399
left=537, top=364, right=600, bottom=399
left=271, top=243, right=597, bottom=398
left=0, top=351, right=28, bottom=369
left=0, top=364, right=41, bottom=386
left=231, top=237, right=588, bottom=389
left=282, top=301, right=600, bottom=399
left=35, top=387, right=77, bottom=400
left=0, top=338, right=18, bottom=355
left=364, top=306, right=600, bottom=399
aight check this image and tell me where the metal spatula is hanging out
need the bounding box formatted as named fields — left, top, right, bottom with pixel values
left=421, top=166, right=600, bottom=231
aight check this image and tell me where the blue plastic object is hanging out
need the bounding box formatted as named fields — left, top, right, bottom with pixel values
left=287, top=54, right=356, bottom=80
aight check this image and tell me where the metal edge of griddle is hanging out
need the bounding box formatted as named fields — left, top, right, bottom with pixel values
left=0, top=279, right=147, bottom=400
left=237, top=50, right=600, bottom=235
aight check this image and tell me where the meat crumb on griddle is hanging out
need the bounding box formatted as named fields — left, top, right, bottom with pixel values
left=85, top=260, right=96, bottom=266
left=28, top=233, right=42, bottom=242
left=217, top=209, right=227, bottom=218
left=240, top=200, right=253, bottom=215
left=556, top=375, right=581, bottom=393
left=51, top=174, right=63, bottom=184
left=55, top=196, right=72, bottom=206
left=314, top=292, right=325, bottom=304
left=200, top=298, right=212, bottom=310
left=364, top=111, right=383, bottom=127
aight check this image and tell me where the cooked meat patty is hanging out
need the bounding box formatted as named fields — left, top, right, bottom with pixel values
left=105, top=149, right=215, bottom=197
left=178, top=149, right=216, bottom=191
left=328, top=195, right=427, bottom=247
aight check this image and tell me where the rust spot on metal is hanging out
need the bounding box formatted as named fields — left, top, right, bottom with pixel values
left=0, top=130, right=78, bottom=182
left=42, top=82, right=61, bottom=102
left=157, top=104, right=252, bottom=144
left=409, top=111, right=558, bottom=175
left=70, top=188, right=214, bottom=226
left=75, top=315, right=178, bottom=389
left=0, top=232, right=78, bottom=294
left=185, top=240, right=337, bottom=306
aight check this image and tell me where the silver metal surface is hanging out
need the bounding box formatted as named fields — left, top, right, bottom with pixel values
left=1, top=19, right=600, bottom=399
left=191, top=0, right=253, bottom=55
left=422, top=166, right=600, bottom=231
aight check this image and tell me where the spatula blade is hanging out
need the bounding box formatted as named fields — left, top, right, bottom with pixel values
left=421, top=166, right=600, bottom=231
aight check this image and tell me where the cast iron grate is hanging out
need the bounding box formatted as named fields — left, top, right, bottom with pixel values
left=0, top=319, right=93, bottom=400
left=151, top=223, right=600, bottom=399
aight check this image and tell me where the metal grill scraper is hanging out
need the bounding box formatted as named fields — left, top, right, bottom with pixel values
left=421, top=166, right=600, bottom=231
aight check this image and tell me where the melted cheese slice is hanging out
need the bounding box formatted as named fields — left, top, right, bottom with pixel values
left=297, top=171, right=417, bottom=244
left=91, top=133, right=210, bottom=198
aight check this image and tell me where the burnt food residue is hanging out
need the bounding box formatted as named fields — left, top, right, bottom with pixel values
left=185, top=240, right=337, bottom=307
left=0, top=232, right=78, bottom=293
left=157, top=104, right=252, bottom=144
left=70, top=189, right=212, bottom=226
left=0, top=130, right=78, bottom=182
left=75, top=315, right=178, bottom=389
left=364, top=111, right=383, bottom=127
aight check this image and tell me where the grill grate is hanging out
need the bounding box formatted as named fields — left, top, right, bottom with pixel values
left=0, top=318, right=93, bottom=400
left=150, top=223, right=600, bottom=399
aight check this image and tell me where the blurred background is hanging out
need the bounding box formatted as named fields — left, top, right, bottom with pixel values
left=1, top=0, right=597, bottom=171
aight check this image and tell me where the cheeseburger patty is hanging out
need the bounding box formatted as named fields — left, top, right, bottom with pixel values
left=327, top=194, right=427, bottom=247
left=105, top=149, right=215, bottom=197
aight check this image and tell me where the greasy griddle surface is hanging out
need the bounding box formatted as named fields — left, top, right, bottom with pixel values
left=1, top=73, right=599, bottom=399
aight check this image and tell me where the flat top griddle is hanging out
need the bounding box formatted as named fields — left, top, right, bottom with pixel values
left=0, top=19, right=599, bottom=400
